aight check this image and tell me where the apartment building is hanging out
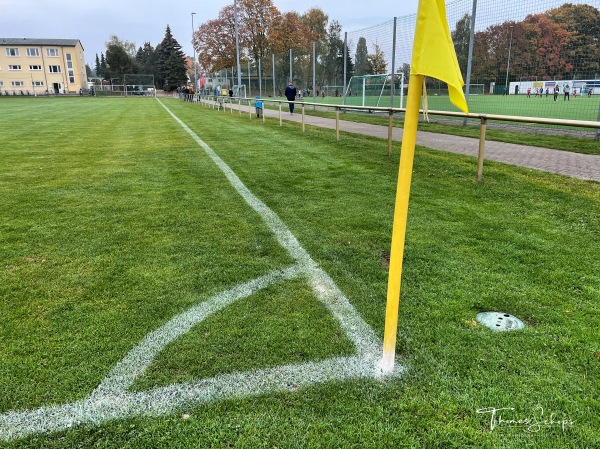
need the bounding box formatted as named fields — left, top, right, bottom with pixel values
left=0, top=38, right=86, bottom=94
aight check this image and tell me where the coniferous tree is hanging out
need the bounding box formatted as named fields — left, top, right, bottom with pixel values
left=136, top=42, right=159, bottom=81
left=324, top=21, right=343, bottom=86
left=157, top=25, right=188, bottom=91
left=100, top=53, right=107, bottom=78
left=95, top=54, right=101, bottom=77
left=355, top=37, right=368, bottom=76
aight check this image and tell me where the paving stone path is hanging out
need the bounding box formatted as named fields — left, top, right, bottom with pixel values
left=209, top=100, right=600, bottom=183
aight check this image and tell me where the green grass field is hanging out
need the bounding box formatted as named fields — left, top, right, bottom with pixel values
left=1, top=97, right=599, bottom=448
left=286, top=92, right=600, bottom=122
left=259, top=92, right=600, bottom=155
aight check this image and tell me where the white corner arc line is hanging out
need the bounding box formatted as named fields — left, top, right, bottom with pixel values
left=0, top=100, right=402, bottom=441
left=157, top=101, right=381, bottom=358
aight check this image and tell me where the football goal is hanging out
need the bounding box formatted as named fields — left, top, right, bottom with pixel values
left=467, top=83, right=485, bottom=95
left=233, top=84, right=246, bottom=99
left=124, top=75, right=155, bottom=97
left=94, top=74, right=156, bottom=97
left=345, top=74, right=405, bottom=108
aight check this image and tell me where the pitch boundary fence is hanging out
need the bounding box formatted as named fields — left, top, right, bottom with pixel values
left=180, top=92, right=600, bottom=181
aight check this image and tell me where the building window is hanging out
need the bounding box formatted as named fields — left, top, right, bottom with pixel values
left=27, top=48, right=40, bottom=57
left=32, top=81, right=44, bottom=86
left=11, top=81, right=25, bottom=87
left=66, top=53, right=75, bottom=84
left=49, top=65, right=62, bottom=73
left=46, top=48, right=59, bottom=57
left=9, top=65, right=22, bottom=70
left=6, top=48, right=19, bottom=57
left=0, top=82, right=4, bottom=88
left=29, top=65, right=42, bottom=71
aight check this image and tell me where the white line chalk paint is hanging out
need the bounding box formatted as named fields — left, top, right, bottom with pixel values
left=0, top=100, right=402, bottom=441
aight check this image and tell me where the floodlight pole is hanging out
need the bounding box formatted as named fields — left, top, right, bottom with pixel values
left=272, top=53, right=276, bottom=97
left=463, top=0, right=478, bottom=126
left=390, top=17, right=397, bottom=108
left=596, top=104, right=600, bottom=140
left=312, top=41, right=316, bottom=108
left=342, top=32, right=347, bottom=106
left=259, top=58, right=262, bottom=97
left=191, top=12, right=196, bottom=91
left=289, top=49, right=292, bottom=83
left=505, top=25, right=514, bottom=95
left=234, top=0, right=242, bottom=96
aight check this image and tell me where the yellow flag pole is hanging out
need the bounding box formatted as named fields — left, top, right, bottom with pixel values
left=381, top=73, right=424, bottom=373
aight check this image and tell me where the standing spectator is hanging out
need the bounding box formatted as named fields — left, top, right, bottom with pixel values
left=553, top=84, right=559, bottom=101
left=284, top=81, right=297, bottom=114
left=563, top=83, right=570, bottom=101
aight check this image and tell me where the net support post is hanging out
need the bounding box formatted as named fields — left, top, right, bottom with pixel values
left=388, top=110, right=394, bottom=156
left=336, top=107, right=340, bottom=141
left=302, top=103, right=305, bottom=133
left=477, top=115, right=487, bottom=181
left=596, top=101, right=600, bottom=140
left=279, top=102, right=282, bottom=127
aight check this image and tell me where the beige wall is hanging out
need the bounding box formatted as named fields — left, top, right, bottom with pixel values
left=0, top=41, right=86, bottom=94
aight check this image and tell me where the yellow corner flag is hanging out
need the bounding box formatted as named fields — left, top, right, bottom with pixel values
left=380, top=0, right=468, bottom=374
left=412, top=0, right=469, bottom=114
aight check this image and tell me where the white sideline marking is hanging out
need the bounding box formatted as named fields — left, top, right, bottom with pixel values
left=0, top=100, right=402, bottom=441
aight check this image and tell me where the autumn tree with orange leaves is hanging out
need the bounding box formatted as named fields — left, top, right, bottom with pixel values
left=469, top=3, right=599, bottom=86
left=192, top=0, right=319, bottom=83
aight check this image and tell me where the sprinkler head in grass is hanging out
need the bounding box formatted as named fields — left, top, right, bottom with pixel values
left=476, top=312, right=525, bottom=332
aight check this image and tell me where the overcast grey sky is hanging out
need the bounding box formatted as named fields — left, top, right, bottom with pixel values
left=0, top=0, right=420, bottom=67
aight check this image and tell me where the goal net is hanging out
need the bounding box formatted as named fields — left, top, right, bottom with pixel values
left=233, top=85, right=246, bottom=99
left=124, top=75, right=155, bottom=97
left=94, top=74, right=155, bottom=97
left=467, top=83, right=485, bottom=95
left=345, top=74, right=405, bottom=108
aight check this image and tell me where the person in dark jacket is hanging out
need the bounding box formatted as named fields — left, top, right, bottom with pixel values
left=284, top=82, right=297, bottom=114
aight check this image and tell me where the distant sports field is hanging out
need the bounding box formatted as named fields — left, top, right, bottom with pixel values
left=1, top=97, right=598, bottom=448
left=294, top=91, right=600, bottom=122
